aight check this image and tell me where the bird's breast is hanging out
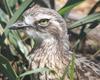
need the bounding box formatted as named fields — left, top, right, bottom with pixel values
left=28, top=40, right=69, bottom=80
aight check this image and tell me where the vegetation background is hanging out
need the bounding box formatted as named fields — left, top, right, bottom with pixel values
left=0, top=0, right=100, bottom=80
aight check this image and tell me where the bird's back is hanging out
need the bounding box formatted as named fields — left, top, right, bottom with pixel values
left=75, top=55, right=100, bottom=80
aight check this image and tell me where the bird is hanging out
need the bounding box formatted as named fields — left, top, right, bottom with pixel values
left=9, top=5, right=100, bottom=80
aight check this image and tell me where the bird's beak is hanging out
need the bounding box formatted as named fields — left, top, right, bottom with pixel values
left=9, top=21, right=30, bottom=30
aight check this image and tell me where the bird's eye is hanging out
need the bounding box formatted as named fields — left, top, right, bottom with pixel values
left=37, top=19, right=49, bottom=27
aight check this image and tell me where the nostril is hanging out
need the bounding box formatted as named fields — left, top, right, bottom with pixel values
left=18, top=23, right=23, bottom=26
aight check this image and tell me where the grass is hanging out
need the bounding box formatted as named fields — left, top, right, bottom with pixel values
left=0, top=0, right=100, bottom=80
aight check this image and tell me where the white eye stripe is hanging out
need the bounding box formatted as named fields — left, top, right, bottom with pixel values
left=34, top=13, right=56, bottom=21
left=24, top=14, right=55, bottom=25
left=24, top=16, right=34, bottom=25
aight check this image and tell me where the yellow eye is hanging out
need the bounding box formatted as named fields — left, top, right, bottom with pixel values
left=38, top=19, right=49, bottom=27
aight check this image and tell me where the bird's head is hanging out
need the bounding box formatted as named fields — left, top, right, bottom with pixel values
left=9, top=6, right=69, bottom=45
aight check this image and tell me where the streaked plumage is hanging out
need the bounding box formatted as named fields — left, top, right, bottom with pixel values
left=10, top=5, right=100, bottom=80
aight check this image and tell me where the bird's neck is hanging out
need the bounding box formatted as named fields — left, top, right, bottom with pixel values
left=29, top=37, right=69, bottom=64
left=39, top=38, right=64, bottom=55
left=29, top=37, right=69, bottom=80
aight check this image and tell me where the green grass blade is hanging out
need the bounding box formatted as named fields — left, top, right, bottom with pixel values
left=20, top=68, right=51, bottom=77
left=4, top=0, right=33, bottom=44
left=0, top=54, right=19, bottom=80
left=69, top=53, right=75, bottom=80
left=0, top=8, right=8, bottom=23
left=3, top=0, right=12, bottom=17
left=6, top=0, right=33, bottom=27
left=58, top=0, right=84, bottom=16
left=70, top=13, right=100, bottom=29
